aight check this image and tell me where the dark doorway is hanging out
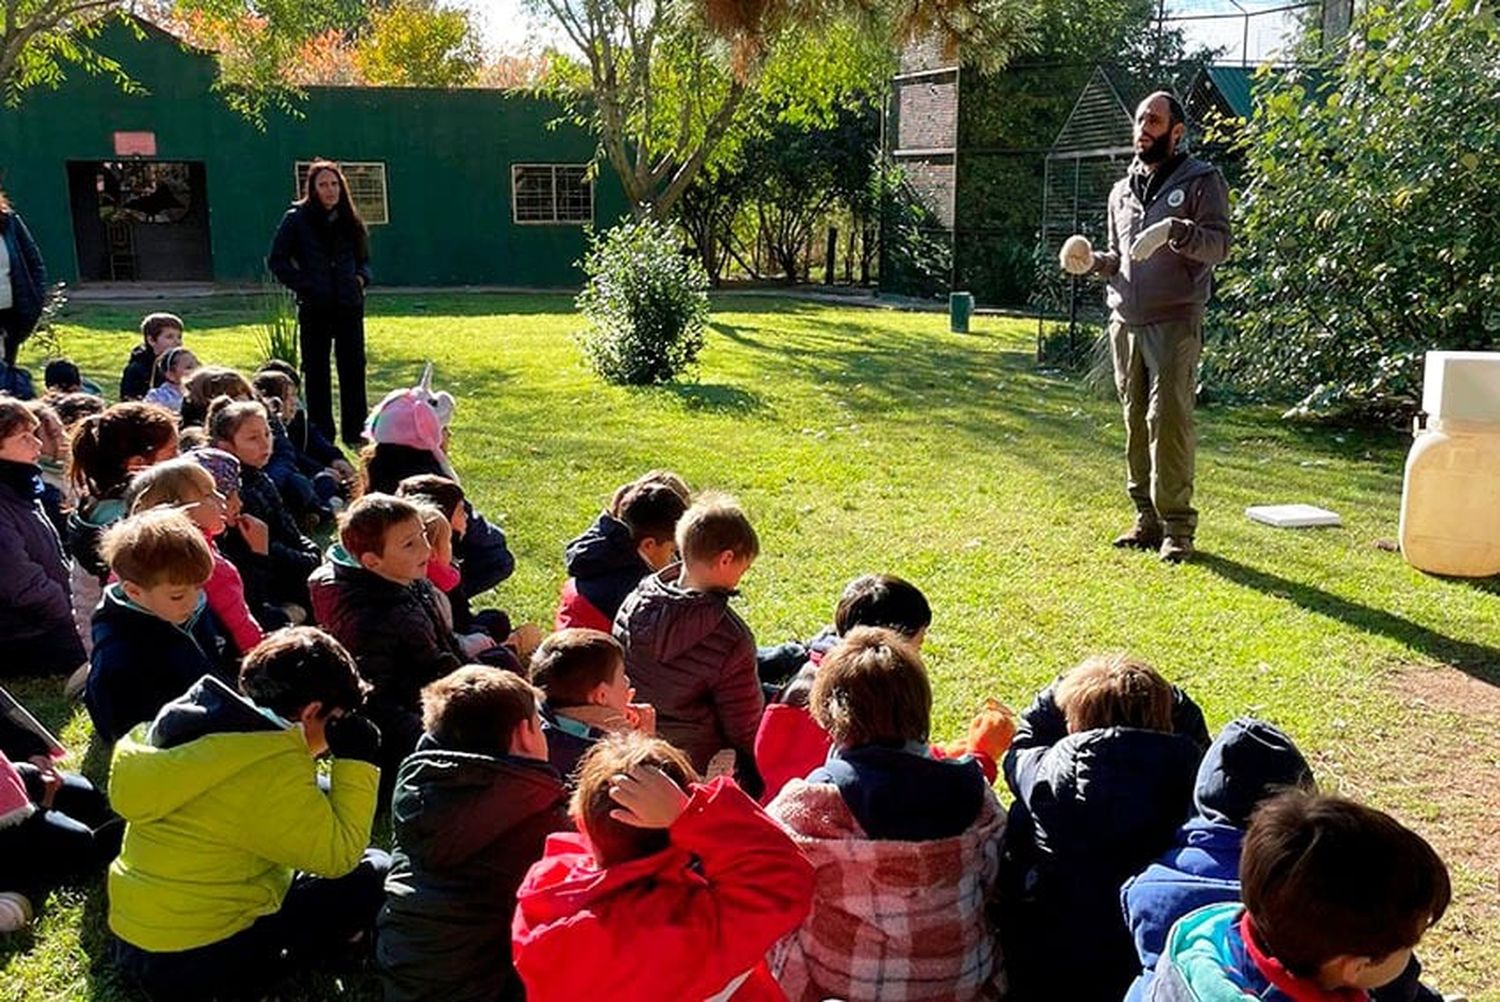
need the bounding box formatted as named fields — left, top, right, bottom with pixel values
left=67, top=160, right=213, bottom=282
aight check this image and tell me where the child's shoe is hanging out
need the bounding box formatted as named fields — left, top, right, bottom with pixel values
left=0, top=891, right=34, bottom=933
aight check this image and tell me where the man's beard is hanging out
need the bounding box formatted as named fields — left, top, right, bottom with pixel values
left=1136, top=130, right=1174, bottom=166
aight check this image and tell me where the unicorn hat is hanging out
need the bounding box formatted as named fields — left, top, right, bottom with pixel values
left=363, top=363, right=456, bottom=479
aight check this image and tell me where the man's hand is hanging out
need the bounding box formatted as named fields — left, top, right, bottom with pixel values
left=1129, top=219, right=1177, bottom=261
left=608, top=763, right=689, bottom=829
left=1059, top=235, right=1095, bottom=276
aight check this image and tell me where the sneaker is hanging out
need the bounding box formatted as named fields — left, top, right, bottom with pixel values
left=64, top=662, right=90, bottom=702
left=1113, top=516, right=1163, bottom=551
left=1160, top=536, right=1194, bottom=564
left=0, top=892, right=34, bottom=933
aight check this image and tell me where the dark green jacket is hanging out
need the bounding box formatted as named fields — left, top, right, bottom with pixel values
left=376, top=738, right=570, bottom=1002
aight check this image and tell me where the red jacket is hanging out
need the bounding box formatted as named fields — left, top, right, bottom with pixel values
left=554, top=577, right=612, bottom=633
left=512, top=777, right=813, bottom=1002
left=755, top=704, right=997, bottom=804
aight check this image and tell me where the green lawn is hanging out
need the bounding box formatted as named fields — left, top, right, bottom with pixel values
left=5, top=293, right=1496, bottom=1000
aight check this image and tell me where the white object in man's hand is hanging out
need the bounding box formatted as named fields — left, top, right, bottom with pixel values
left=1129, top=219, right=1175, bottom=261
left=1059, top=235, right=1094, bottom=275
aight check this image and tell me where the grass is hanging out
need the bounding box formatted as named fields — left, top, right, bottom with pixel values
left=5, top=293, right=1497, bottom=1000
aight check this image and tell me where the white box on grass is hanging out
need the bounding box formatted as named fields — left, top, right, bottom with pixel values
left=1245, top=504, right=1343, bottom=529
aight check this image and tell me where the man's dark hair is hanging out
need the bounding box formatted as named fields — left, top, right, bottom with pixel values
left=240, top=627, right=368, bottom=719
left=811, top=626, right=932, bottom=747
left=618, top=480, right=689, bottom=543
left=834, top=574, right=932, bottom=638
left=531, top=629, right=625, bottom=707
left=421, top=666, right=540, bottom=756
left=1241, top=791, right=1451, bottom=976
left=396, top=474, right=466, bottom=521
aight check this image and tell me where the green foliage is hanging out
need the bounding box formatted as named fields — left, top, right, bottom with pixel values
left=878, top=163, right=954, bottom=299
left=354, top=0, right=482, bottom=88
left=254, top=273, right=299, bottom=368
left=576, top=218, right=711, bottom=384
left=1216, top=0, right=1500, bottom=416
left=0, top=7, right=140, bottom=106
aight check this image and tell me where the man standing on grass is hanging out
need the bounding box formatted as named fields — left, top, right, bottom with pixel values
left=1061, top=91, right=1231, bottom=564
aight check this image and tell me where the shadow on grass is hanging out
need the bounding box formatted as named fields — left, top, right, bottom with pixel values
left=657, top=382, right=770, bottom=416
left=1195, top=551, right=1500, bottom=685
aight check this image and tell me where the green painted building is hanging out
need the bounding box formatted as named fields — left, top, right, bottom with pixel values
left=0, top=18, right=626, bottom=289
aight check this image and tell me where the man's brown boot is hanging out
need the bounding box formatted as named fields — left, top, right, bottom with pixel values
left=1113, top=516, right=1163, bottom=551
left=1159, top=536, right=1194, bottom=564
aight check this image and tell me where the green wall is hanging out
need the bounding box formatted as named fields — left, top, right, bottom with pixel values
left=0, top=19, right=626, bottom=288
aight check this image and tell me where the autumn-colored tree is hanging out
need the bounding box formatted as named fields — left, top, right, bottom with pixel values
left=354, top=0, right=482, bottom=88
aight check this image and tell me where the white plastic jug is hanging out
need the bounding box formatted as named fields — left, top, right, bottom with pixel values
left=1399, top=351, right=1500, bottom=577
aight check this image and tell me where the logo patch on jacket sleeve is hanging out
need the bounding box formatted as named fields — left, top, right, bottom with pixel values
left=1167, top=188, right=1185, bottom=208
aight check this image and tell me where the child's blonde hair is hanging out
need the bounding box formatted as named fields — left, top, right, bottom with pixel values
left=676, top=491, right=758, bottom=566
left=125, top=458, right=216, bottom=515
left=1054, top=653, right=1174, bottom=734
left=100, top=508, right=214, bottom=588
left=0, top=398, right=38, bottom=443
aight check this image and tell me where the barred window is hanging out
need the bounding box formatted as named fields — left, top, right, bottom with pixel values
left=293, top=161, right=389, bottom=225
left=511, top=164, right=593, bottom=225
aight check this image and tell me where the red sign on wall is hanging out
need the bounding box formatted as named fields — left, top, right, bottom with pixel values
left=113, top=131, right=157, bottom=156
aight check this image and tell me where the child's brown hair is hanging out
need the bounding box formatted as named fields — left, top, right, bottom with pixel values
left=240, top=627, right=368, bottom=720
left=49, top=392, right=105, bottom=428
left=811, top=626, right=931, bottom=747
left=339, top=492, right=422, bottom=560
left=184, top=367, right=254, bottom=427
left=608, top=469, right=690, bottom=516
left=68, top=402, right=179, bottom=499
left=421, top=666, right=540, bottom=757
left=100, top=508, right=214, bottom=588
left=0, top=398, right=38, bottom=443
left=530, top=629, right=625, bottom=707
left=676, top=491, right=758, bottom=566
left=140, top=312, right=183, bottom=344
left=125, top=458, right=216, bottom=514
left=572, top=732, right=699, bottom=867
left=396, top=474, right=465, bottom=521
left=206, top=398, right=268, bottom=446
left=1241, top=791, right=1451, bottom=977
left=1054, top=653, right=1174, bottom=734
left=617, top=480, right=689, bottom=543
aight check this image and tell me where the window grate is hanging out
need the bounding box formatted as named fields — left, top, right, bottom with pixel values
left=293, top=161, right=389, bottom=225
left=511, top=164, right=594, bottom=225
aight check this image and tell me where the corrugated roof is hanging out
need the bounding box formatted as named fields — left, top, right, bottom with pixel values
left=1204, top=65, right=1256, bottom=118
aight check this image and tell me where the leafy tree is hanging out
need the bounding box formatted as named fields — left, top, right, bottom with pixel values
left=354, top=0, right=482, bottom=87
left=528, top=0, right=1036, bottom=221
left=1215, top=0, right=1500, bottom=416
left=1, top=2, right=138, bottom=103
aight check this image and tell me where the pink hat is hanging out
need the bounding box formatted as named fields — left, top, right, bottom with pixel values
left=364, top=363, right=457, bottom=479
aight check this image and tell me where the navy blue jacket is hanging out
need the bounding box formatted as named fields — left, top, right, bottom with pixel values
left=262, top=410, right=303, bottom=496
left=1, top=209, right=46, bottom=333
left=810, top=742, right=986, bottom=841
left=538, top=702, right=605, bottom=783
left=85, top=585, right=236, bottom=743
left=267, top=202, right=371, bottom=310
left=0, top=459, right=85, bottom=675
left=287, top=409, right=344, bottom=473
left=118, top=343, right=158, bottom=401
left=563, top=513, right=652, bottom=627
left=237, top=465, right=320, bottom=580
left=1000, top=681, right=1208, bottom=1002
left=1121, top=717, right=1313, bottom=1001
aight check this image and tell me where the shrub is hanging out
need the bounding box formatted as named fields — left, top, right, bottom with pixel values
left=255, top=273, right=299, bottom=368
left=576, top=218, right=710, bottom=385
left=1216, top=0, right=1500, bottom=417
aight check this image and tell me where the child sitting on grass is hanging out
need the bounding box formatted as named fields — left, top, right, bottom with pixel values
left=378, top=666, right=570, bottom=1002
left=1122, top=719, right=1443, bottom=1002
left=308, top=493, right=470, bottom=800
left=252, top=368, right=339, bottom=529
left=142, top=347, right=199, bottom=414
left=0, top=399, right=86, bottom=677
left=1148, top=792, right=1451, bottom=1002
left=531, top=628, right=656, bottom=780
left=125, top=456, right=263, bottom=657
left=256, top=360, right=356, bottom=493
left=179, top=366, right=252, bottom=429
left=0, top=683, right=122, bottom=933
left=613, top=492, right=764, bottom=791
left=85, top=508, right=235, bottom=743
left=107, top=627, right=390, bottom=1001
left=511, top=732, right=813, bottom=1001
left=208, top=397, right=320, bottom=621
left=26, top=398, right=69, bottom=536
left=1001, top=653, right=1211, bottom=1002
left=119, top=312, right=183, bottom=401
left=556, top=472, right=690, bottom=633
left=766, top=626, right=1011, bottom=1001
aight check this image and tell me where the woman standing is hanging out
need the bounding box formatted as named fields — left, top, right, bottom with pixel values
left=267, top=160, right=371, bottom=446
left=0, top=190, right=47, bottom=391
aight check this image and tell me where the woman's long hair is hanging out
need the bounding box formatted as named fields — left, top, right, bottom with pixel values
left=300, top=159, right=369, bottom=257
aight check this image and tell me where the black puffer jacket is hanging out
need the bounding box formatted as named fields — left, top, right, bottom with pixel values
left=612, top=565, right=761, bottom=774
left=238, top=465, right=320, bottom=580
left=0, top=459, right=84, bottom=674
left=377, top=737, right=570, bottom=1002
left=267, top=202, right=371, bottom=310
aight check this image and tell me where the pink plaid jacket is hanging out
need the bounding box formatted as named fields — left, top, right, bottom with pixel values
left=765, top=778, right=1007, bottom=1001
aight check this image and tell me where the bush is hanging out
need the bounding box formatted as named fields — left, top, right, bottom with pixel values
left=576, top=218, right=710, bottom=386
left=1216, top=0, right=1500, bottom=417
left=255, top=273, right=299, bottom=368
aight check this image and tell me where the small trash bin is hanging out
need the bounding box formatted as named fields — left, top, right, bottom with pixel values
left=949, top=291, right=974, bottom=333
